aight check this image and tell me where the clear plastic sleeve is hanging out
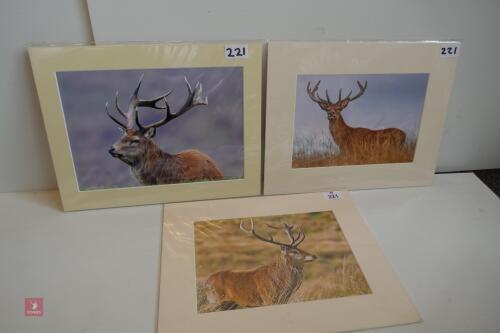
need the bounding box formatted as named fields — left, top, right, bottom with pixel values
left=264, top=41, right=460, bottom=195
left=28, top=41, right=263, bottom=211
left=158, top=191, right=421, bottom=332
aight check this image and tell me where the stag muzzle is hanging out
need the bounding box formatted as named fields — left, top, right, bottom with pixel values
left=304, top=254, right=317, bottom=262
left=108, top=147, right=121, bottom=158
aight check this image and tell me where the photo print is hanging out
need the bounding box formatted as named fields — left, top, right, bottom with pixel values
left=194, top=211, right=371, bottom=313
left=56, top=67, right=243, bottom=190
left=293, top=74, right=429, bottom=168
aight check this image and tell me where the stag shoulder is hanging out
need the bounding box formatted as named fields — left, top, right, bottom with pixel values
left=206, top=269, right=265, bottom=307
left=175, top=150, right=224, bottom=181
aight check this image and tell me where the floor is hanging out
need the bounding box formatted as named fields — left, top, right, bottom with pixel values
left=438, top=169, right=500, bottom=198
left=2, top=173, right=499, bottom=333
left=473, top=169, right=500, bottom=198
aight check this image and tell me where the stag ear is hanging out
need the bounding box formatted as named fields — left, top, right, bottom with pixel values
left=144, top=127, right=156, bottom=138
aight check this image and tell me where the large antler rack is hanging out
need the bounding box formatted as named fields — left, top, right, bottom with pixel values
left=337, top=80, right=367, bottom=103
left=105, top=74, right=208, bottom=132
left=240, top=219, right=305, bottom=248
left=306, top=80, right=368, bottom=106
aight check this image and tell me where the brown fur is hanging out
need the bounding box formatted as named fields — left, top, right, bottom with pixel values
left=308, top=81, right=407, bottom=156
left=205, top=254, right=305, bottom=307
left=106, top=76, right=222, bottom=184
left=111, top=130, right=224, bottom=185
left=329, top=114, right=406, bottom=154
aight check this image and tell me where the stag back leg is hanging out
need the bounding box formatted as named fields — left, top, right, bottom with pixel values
left=214, top=301, right=240, bottom=311
left=393, top=130, right=407, bottom=150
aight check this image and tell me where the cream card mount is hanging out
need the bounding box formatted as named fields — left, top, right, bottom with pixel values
left=264, top=41, right=459, bottom=195
left=158, top=192, right=421, bottom=333
left=29, top=42, right=262, bottom=211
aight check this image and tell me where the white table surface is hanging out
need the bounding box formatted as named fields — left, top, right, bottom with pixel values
left=0, top=173, right=499, bottom=333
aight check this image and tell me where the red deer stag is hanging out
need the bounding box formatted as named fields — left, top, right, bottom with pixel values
left=204, top=220, right=316, bottom=310
left=106, top=75, right=223, bottom=185
left=307, top=80, right=407, bottom=155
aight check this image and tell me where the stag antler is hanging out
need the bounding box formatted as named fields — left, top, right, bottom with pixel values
left=307, top=81, right=331, bottom=104
left=266, top=222, right=305, bottom=247
left=105, top=74, right=171, bottom=130
left=105, top=75, right=207, bottom=131
left=240, top=219, right=305, bottom=248
left=105, top=100, right=127, bottom=130
left=127, top=74, right=172, bottom=129
left=240, top=219, right=292, bottom=247
left=134, top=76, right=208, bottom=132
left=307, top=80, right=368, bottom=108
left=337, top=80, right=368, bottom=103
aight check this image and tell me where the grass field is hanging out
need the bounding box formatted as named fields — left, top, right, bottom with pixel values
left=292, top=132, right=416, bottom=168
left=194, top=211, right=371, bottom=313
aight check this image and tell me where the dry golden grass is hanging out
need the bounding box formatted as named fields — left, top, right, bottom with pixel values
left=292, top=133, right=416, bottom=168
left=194, top=211, right=371, bottom=312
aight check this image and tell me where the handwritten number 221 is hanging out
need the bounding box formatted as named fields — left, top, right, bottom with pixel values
left=441, top=47, right=458, bottom=56
left=226, top=47, right=246, bottom=58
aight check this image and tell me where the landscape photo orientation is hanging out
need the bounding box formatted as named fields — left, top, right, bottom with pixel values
left=57, top=67, right=244, bottom=190
left=293, top=73, right=429, bottom=168
left=194, top=211, right=371, bottom=313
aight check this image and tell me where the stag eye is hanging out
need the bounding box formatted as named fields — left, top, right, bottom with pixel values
left=130, top=139, right=140, bottom=144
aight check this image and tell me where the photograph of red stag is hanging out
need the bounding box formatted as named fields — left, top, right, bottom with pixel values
left=307, top=80, right=406, bottom=154
left=204, top=220, right=316, bottom=311
left=195, top=211, right=371, bottom=313
left=292, top=74, right=428, bottom=168
left=106, top=75, right=224, bottom=185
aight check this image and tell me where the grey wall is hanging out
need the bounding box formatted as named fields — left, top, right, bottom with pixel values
left=87, top=0, right=500, bottom=174
left=0, top=0, right=92, bottom=192
left=1, top=0, right=500, bottom=192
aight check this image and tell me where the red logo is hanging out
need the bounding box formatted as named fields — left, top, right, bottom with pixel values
left=25, top=298, right=43, bottom=317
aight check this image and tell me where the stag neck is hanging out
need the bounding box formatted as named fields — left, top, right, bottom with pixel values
left=277, top=252, right=305, bottom=271
left=148, top=138, right=171, bottom=155
left=129, top=140, right=169, bottom=169
left=329, top=110, right=349, bottom=128
left=328, top=112, right=353, bottom=147
left=130, top=142, right=178, bottom=185
left=272, top=254, right=304, bottom=303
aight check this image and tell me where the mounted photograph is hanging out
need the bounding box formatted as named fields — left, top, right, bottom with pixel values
left=264, top=41, right=459, bottom=195
left=158, top=192, right=421, bottom=333
left=293, top=74, right=428, bottom=168
left=194, top=211, right=371, bottom=313
left=29, top=42, right=262, bottom=210
left=58, top=67, right=242, bottom=190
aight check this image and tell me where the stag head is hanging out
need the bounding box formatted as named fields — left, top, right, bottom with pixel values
left=307, top=80, right=367, bottom=121
left=106, top=75, right=207, bottom=165
left=240, top=219, right=316, bottom=263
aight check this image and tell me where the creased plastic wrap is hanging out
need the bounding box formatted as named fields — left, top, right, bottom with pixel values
left=158, top=191, right=421, bottom=333
left=264, top=41, right=460, bottom=195
left=28, top=41, right=263, bottom=211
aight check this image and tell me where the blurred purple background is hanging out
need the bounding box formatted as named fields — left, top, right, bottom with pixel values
left=56, top=67, right=243, bottom=190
